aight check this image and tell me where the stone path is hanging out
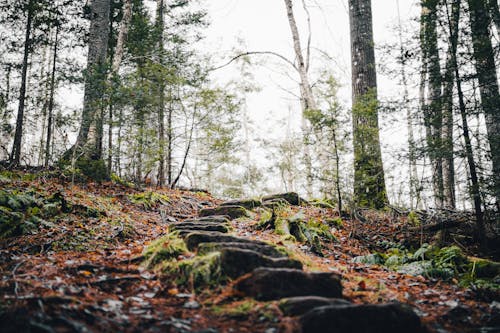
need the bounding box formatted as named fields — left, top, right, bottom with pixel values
left=169, top=194, right=426, bottom=333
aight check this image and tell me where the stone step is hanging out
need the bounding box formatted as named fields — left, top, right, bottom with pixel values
left=300, top=303, right=425, bottom=333
left=233, top=268, right=342, bottom=301
left=219, top=248, right=302, bottom=278
left=199, top=206, right=249, bottom=220
left=278, top=296, right=351, bottom=316
left=183, top=231, right=267, bottom=251
left=197, top=242, right=286, bottom=258
left=262, top=192, right=303, bottom=206
left=220, top=198, right=262, bottom=210
left=171, top=223, right=230, bottom=234
left=184, top=215, right=230, bottom=224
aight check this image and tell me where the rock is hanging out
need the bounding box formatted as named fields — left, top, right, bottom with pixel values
left=352, top=253, right=385, bottom=265
left=199, top=206, right=249, bottom=220
left=198, top=242, right=286, bottom=258
left=184, top=216, right=230, bottom=224
left=170, top=222, right=230, bottom=234
left=279, top=296, right=351, bottom=316
left=183, top=300, right=200, bottom=309
left=262, top=198, right=290, bottom=209
left=233, top=268, right=342, bottom=301
left=184, top=232, right=267, bottom=251
left=300, top=303, right=425, bottom=333
left=397, top=261, right=433, bottom=276
left=262, top=192, right=303, bottom=206
left=220, top=198, right=262, bottom=210
left=219, top=248, right=302, bottom=278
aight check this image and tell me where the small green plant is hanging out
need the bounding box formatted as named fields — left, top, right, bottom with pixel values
left=407, top=211, right=420, bottom=226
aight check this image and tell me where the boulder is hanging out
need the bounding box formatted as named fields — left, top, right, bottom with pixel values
left=198, top=242, right=286, bottom=258
left=233, top=268, right=342, bottom=301
left=300, top=303, right=425, bottom=333
left=184, top=231, right=267, bottom=251
left=262, top=192, right=303, bottom=206
left=279, top=296, right=351, bottom=316
left=199, top=206, right=249, bottom=220
left=220, top=198, right=262, bottom=210
left=219, top=248, right=302, bottom=278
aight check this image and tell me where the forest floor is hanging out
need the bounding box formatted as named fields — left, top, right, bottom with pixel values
left=0, top=172, right=498, bottom=333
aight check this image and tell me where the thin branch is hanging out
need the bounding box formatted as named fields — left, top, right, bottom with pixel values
left=301, top=0, right=312, bottom=72
left=210, top=51, right=298, bottom=72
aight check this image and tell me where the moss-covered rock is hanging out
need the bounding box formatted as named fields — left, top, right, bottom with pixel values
left=184, top=231, right=267, bottom=251
left=352, top=253, right=385, bottom=265
left=198, top=242, right=286, bottom=258
left=234, top=268, right=342, bottom=301
left=199, top=205, right=249, bottom=220
left=220, top=198, right=262, bottom=210
left=279, top=296, right=351, bottom=316
left=262, top=192, right=303, bottom=206
left=219, top=247, right=302, bottom=278
left=163, top=252, right=223, bottom=288
left=142, top=233, right=188, bottom=268
left=170, top=222, right=230, bottom=234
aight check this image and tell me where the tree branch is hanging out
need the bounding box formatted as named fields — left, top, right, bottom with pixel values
left=210, top=51, right=298, bottom=72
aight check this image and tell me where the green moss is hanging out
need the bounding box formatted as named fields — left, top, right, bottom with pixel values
left=212, top=300, right=259, bottom=319
left=326, top=217, right=343, bottom=228
left=130, top=191, right=170, bottom=210
left=407, top=211, right=420, bottom=226
left=142, top=233, right=188, bottom=268
left=75, top=157, right=109, bottom=182
left=162, top=252, right=223, bottom=288
left=110, top=173, right=133, bottom=187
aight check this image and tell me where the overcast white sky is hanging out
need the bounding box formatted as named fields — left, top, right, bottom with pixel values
left=195, top=0, right=420, bottom=197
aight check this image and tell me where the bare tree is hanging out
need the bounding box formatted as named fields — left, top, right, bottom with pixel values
left=348, top=0, right=388, bottom=208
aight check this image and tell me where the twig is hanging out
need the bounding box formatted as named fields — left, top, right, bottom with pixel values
left=12, top=260, right=24, bottom=298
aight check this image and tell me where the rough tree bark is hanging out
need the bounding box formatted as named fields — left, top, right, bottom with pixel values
left=467, top=0, right=500, bottom=206
left=441, top=0, right=460, bottom=210
left=70, top=0, right=111, bottom=161
left=348, top=0, right=388, bottom=208
left=10, top=0, right=34, bottom=166
left=45, top=23, right=59, bottom=168
left=156, top=0, right=166, bottom=187
left=420, top=0, right=444, bottom=209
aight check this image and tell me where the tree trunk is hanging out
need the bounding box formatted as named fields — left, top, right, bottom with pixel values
left=283, top=0, right=316, bottom=197
left=10, top=1, right=34, bottom=166
left=441, top=0, right=460, bottom=210
left=157, top=0, right=166, bottom=187
left=348, top=0, right=388, bottom=208
left=70, top=0, right=111, bottom=160
left=467, top=0, right=500, bottom=206
left=167, top=90, right=173, bottom=185
left=421, top=0, right=444, bottom=209
left=45, top=24, right=59, bottom=168
left=107, top=0, right=132, bottom=174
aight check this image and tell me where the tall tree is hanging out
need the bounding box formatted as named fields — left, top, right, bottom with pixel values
left=283, top=0, right=317, bottom=198
left=441, top=0, right=460, bottom=209
left=9, top=0, right=35, bottom=166
left=70, top=0, right=111, bottom=166
left=348, top=0, right=388, bottom=208
left=420, top=0, right=445, bottom=208
left=467, top=0, right=500, bottom=206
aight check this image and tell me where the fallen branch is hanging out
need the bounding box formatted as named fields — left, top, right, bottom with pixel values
left=409, top=219, right=460, bottom=232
